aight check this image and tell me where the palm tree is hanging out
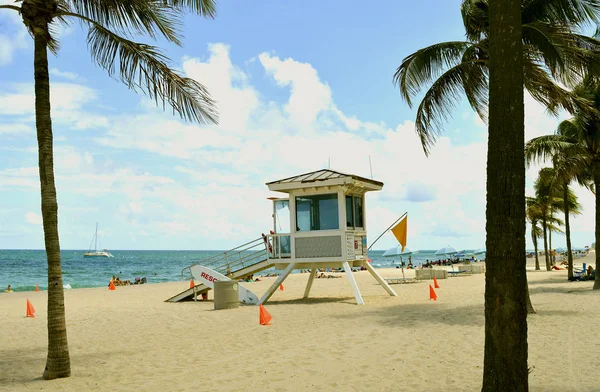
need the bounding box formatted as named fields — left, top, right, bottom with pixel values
left=532, top=167, right=583, bottom=273
left=534, top=167, right=561, bottom=270
left=527, top=196, right=544, bottom=270
left=394, top=0, right=600, bottom=155
left=481, top=0, right=528, bottom=389
left=0, top=0, right=218, bottom=380
left=527, top=154, right=589, bottom=279
left=525, top=76, right=599, bottom=288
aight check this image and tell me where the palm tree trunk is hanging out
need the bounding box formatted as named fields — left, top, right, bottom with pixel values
left=532, top=230, right=540, bottom=271
left=564, top=183, right=574, bottom=280
left=482, top=0, right=528, bottom=389
left=594, top=167, right=600, bottom=290
left=542, top=218, right=550, bottom=271
left=33, top=31, right=71, bottom=379
left=549, top=230, right=553, bottom=266
left=526, top=276, right=535, bottom=314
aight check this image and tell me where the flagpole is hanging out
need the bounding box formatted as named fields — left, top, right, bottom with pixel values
left=367, top=212, right=407, bottom=251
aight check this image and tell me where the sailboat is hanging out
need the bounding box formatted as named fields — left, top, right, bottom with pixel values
left=84, top=222, right=113, bottom=258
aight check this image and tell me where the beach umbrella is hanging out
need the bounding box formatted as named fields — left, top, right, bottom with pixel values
left=382, top=246, right=419, bottom=258
left=434, top=245, right=457, bottom=256
left=472, top=248, right=486, bottom=255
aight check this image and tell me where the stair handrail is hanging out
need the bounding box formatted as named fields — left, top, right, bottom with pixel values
left=181, top=236, right=269, bottom=278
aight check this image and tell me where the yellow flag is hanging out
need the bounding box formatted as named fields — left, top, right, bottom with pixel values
left=391, top=217, right=407, bottom=251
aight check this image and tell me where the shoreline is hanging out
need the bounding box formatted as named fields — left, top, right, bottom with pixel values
left=5, top=255, right=596, bottom=293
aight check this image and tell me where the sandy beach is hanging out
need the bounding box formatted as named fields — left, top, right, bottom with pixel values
left=1, top=254, right=598, bottom=392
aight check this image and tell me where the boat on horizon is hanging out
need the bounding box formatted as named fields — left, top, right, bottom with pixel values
left=84, top=222, right=113, bottom=258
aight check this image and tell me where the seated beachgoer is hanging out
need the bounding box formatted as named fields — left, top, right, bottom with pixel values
left=587, top=266, right=594, bottom=279
left=5, top=284, right=13, bottom=292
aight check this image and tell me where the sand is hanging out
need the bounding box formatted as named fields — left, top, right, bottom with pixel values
left=1, top=255, right=598, bottom=392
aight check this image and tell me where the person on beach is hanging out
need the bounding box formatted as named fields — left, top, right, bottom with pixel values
left=587, top=265, right=594, bottom=279
left=4, top=284, right=13, bottom=292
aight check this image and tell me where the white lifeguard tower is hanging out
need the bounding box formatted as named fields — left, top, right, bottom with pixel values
left=261, top=169, right=397, bottom=304
left=167, top=169, right=397, bottom=305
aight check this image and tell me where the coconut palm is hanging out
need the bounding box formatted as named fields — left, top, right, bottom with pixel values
left=532, top=166, right=583, bottom=272
left=394, top=0, right=600, bottom=156
left=481, top=1, right=529, bottom=389
left=0, top=0, right=218, bottom=380
left=527, top=196, right=544, bottom=270
left=534, top=167, right=560, bottom=270
left=525, top=76, right=599, bottom=288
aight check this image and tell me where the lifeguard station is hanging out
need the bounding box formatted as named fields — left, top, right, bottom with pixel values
left=166, top=169, right=397, bottom=305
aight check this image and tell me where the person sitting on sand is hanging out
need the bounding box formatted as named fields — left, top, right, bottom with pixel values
left=5, top=284, right=13, bottom=292
left=587, top=265, right=594, bottom=279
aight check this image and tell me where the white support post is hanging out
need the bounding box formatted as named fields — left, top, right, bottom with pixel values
left=259, top=262, right=296, bottom=305
left=342, top=261, right=364, bottom=305
left=364, top=261, right=397, bottom=297
left=303, top=267, right=317, bottom=298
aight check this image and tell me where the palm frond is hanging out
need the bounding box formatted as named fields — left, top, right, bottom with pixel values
left=525, top=134, right=574, bottom=166
left=461, top=44, right=489, bottom=122
left=565, top=186, right=583, bottom=214
left=547, top=221, right=565, bottom=234
left=67, top=0, right=183, bottom=44
left=531, top=223, right=543, bottom=239
left=522, top=22, right=565, bottom=78
left=460, top=0, right=488, bottom=42
left=64, top=12, right=217, bottom=124
left=161, top=0, right=217, bottom=17
left=523, top=60, right=591, bottom=115
left=393, top=41, right=473, bottom=107
left=0, top=4, right=21, bottom=13
left=413, top=59, right=487, bottom=155
left=523, top=0, right=600, bottom=26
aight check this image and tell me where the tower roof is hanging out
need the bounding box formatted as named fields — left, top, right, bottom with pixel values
left=266, top=169, right=383, bottom=193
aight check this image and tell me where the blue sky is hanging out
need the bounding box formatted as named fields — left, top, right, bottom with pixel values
left=0, top=1, right=595, bottom=251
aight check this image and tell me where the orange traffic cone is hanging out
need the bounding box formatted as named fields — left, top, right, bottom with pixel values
left=279, top=283, right=284, bottom=291
left=259, top=304, right=272, bottom=325
left=429, top=285, right=437, bottom=301
left=433, top=276, right=440, bottom=289
left=189, top=280, right=195, bottom=289
left=35, top=283, right=39, bottom=292
left=108, top=281, right=116, bottom=291
left=26, top=299, right=35, bottom=318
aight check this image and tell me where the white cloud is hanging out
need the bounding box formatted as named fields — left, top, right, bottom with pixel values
left=0, top=123, right=33, bottom=135
left=0, top=82, right=110, bottom=130
left=0, top=83, right=97, bottom=115
left=25, top=211, right=42, bottom=225
left=259, top=52, right=332, bottom=126
left=50, top=68, right=81, bottom=81
left=0, top=5, right=27, bottom=65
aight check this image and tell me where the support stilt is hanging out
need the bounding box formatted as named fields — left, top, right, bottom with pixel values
left=365, top=261, right=397, bottom=296
left=303, top=267, right=316, bottom=298
left=342, top=261, right=364, bottom=305
left=259, top=262, right=296, bottom=304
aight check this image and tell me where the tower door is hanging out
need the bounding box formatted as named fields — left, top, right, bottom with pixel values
left=273, top=199, right=291, bottom=256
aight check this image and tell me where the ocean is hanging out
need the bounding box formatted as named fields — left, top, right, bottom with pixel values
left=0, top=248, right=454, bottom=292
